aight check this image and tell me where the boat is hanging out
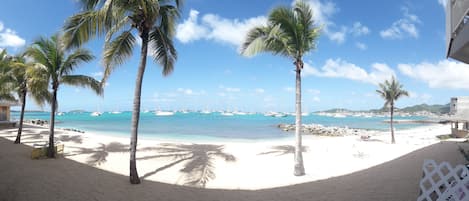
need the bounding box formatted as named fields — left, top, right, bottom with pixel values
left=301, top=112, right=309, bottom=116
left=57, top=112, right=65, bottom=116
left=221, top=112, right=234, bottom=116
left=200, top=110, right=211, bottom=114
left=264, top=111, right=278, bottom=117
left=111, top=111, right=122, bottom=114
left=155, top=111, right=174, bottom=116
left=333, top=113, right=346, bottom=118
left=233, top=111, right=247, bottom=115
left=90, top=111, right=102, bottom=117
left=274, top=113, right=288, bottom=118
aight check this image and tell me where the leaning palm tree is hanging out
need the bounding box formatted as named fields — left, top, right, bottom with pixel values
left=241, top=1, right=320, bottom=176
left=376, top=76, right=409, bottom=144
left=63, top=0, right=181, bottom=184
left=0, top=51, right=50, bottom=144
left=26, top=34, right=102, bottom=157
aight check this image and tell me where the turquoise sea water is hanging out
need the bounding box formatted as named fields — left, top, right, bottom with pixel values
left=11, top=111, right=431, bottom=140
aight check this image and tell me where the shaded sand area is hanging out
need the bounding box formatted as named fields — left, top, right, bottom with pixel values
left=0, top=124, right=468, bottom=200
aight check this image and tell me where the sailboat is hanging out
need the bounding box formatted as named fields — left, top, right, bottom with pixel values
left=91, top=111, right=102, bottom=116
left=91, top=104, right=102, bottom=117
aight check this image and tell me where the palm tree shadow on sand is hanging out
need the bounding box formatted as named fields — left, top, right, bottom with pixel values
left=137, top=143, right=236, bottom=187
left=258, top=145, right=308, bottom=156
left=66, top=142, right=129, bottom=166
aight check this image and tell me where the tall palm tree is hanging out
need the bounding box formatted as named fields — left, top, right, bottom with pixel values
left=376, top=76, right=409, bottom=144
left=63, top=0, right=181, bottom=184
left=2, top=52, right=50, bottom=144
left=241, top=1, right=320, bottom=176
left=26, top=34, right=102, bottom=158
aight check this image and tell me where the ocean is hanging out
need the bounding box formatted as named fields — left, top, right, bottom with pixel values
left=11, top=111, right=430, bottom=141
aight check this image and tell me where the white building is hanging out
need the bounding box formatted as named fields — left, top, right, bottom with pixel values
left=448, top=97, right=469, bottom=137
left=446, top=0, right=469, bottom=63
left=450, top=97, right=469, bottom=114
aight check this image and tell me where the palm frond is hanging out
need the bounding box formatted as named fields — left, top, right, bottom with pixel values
left=159, top=5, right=180, bottom=38
left=79, top=0, right=101, bottom=10
left=61, top=75, right=103, bottom=95
left=240, top=1, right=320, bottom=61
left=62, top=49, right=95, bottom=76
left=103, top=29, right=135, bottom=82
left=63, top=10, right=105, bottom=49
left=241, top=27, right=269, bottom=57
left=149, top=27, right=176, bottom=76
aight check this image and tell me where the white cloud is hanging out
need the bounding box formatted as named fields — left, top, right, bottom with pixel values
left=408, top=91, right=432, bottom=102
left=303, top=58, right=395, bottom=85
left=176, top=9, right=267, bottom=47
left=301, top=0, right=347, bottom=44
left=328, top=26, right=347, bottom=44
left=307, top=89, right=321, bottom=95
left=398, top=60, right=469, bottom=90
left=301, top=1, right=370, bottom=44
left=91, top=71, right=103, bottom=79
left=350, top=22, right=370, bottom=37
left=255, top=88, right=265, bottom=94
left=175, top=10, right=209, bottom=43
left=177, top=88, right=193, bottom=95
left=176, top=88, right=206, bottom=96
left=0, top=21, right=26, bottom=48
left=219, top=85, right=241, bottom=93
left=313, top=96, right=321, bottom=102
left=355, top=42, right=367, bottom=50
left=380, top=7, right=421, bottom=39
left=438, top=0, right=447, bottom=9
left=283, top=87, right=295, bottom=92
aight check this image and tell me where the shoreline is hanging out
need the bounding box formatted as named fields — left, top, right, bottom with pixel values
left=0, top=123, right=453, bottom=190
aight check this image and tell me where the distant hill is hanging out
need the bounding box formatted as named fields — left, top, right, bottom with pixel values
left=318, top=103, right=450, bottom=114
left=398, top=104, right=450, bottom=114
left=322, top=108, right=353, bottom=113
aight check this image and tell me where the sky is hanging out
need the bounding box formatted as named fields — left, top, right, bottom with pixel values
left=0, top=0, right=467, bottom=112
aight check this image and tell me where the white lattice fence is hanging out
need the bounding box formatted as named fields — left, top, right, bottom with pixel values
left=417, top=160, right=469, bottom=201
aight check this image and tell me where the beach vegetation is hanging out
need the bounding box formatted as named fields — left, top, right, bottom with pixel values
left=26, top=34, right=102, bottom=158
left=63, top=0, right=182, bottom=184
left=0, top=49, right=50, bottom=144
left=241, top=1, right=321, bottom=176
left=376, top=76, right=409, bottom=144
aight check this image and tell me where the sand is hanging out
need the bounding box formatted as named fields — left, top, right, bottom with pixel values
left=0, top=123, right=468, bottom=201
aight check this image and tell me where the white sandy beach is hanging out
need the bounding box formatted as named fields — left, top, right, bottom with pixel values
left=0, top=123, right=456, bottom=190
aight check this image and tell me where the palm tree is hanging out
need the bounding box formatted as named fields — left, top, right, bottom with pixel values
left=63, top=0, right=181, bottom=184
left=0, top=50, right=49, bottom=143
left=376, top=76, right=409, bottom=144
left=241, top=1, right=320, bottom=176
left=26, top=34, right=102, bottom=158
left=9, top=53, right=50, bottom=144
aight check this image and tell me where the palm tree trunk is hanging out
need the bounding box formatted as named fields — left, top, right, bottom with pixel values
left=390, top=103, right=395, bottom=144
left=129, top=31, right=149, bottom=184
left=47, top=87, right=57, bottom=158
left=14, top=89, right=27, bottom=144
left=294, top=61, right=305, bottom=176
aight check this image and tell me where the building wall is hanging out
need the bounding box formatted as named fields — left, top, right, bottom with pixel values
left=450, top=97, right=469, bottom=115
left=0, top=106, right=8, bottom=121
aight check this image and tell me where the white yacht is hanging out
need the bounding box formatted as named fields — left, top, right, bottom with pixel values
left=155, top=111, right=174, bottom=116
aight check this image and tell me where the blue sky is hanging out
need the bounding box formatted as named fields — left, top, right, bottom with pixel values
left=0, top=0, right=467, bottom=112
